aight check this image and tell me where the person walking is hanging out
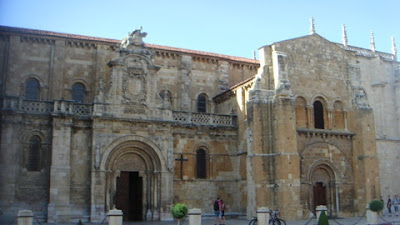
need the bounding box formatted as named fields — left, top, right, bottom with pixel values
left=213, top=197, right=221, bottom=225
left=220, top=199, right=226, bottom=225
left=393, top=195, right=399, bottom=216
left=387, top=195, right=392, bottom=216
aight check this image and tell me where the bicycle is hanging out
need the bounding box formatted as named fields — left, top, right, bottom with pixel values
left=247, top=209, right=286, bottom=225
left=269, top=209, right=286, bottom=225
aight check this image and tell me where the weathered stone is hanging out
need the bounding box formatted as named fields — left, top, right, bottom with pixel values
left=0, top=26, right=398, bottom=223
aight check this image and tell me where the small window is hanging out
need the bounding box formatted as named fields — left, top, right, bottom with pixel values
left=314, top=101, right=324, bottom=129
left=25, top=78, right=40, bottom=100
left=72, top=82, right=86, bottom=103
left=196, top=149, right=206, bottom=179
left=27, top=135, right=41, bottom=171
left=197, top=94, right=207, bottom=113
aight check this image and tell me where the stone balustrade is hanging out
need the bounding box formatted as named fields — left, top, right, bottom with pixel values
left=2, top=96, right=237, bottom=126
left=172, top=111, right=237, bottom=127
left=2, top=96, right=91, bottom=117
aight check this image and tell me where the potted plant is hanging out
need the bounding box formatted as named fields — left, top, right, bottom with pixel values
left=367, top=199, right=384, bottom=225
left=171, top=203, right=188, bottom=225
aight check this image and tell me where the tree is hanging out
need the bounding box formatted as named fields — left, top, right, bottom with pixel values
left=171, top=203, right=188, bottom=225
left=369, top=199, right=384, bottom=212
left=318, top=211, right=329, bottom=225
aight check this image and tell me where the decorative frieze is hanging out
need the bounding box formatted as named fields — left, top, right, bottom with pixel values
left=192, top=56, right=218, bottom=64
left=156, top=51, right=180, bottom=59
left=20, top=35, right=54, bottom=45
left=230, top=62, right=257, bottom=71
left=66, top=40, right=97, bottom=49
left=297, top=128, right=354, bottom=139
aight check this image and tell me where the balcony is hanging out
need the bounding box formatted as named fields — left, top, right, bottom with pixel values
left=2, top=96, right=237, bottom=127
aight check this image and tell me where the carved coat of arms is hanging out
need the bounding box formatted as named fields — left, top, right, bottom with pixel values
left=122, top=65, right=147, bottom=105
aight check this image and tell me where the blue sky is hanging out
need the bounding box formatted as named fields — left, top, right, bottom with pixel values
left=0, top=0, right=398, bottom=59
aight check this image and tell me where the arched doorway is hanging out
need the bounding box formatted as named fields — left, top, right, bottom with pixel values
left=105, top=141, right=162, bottom=221
left=310, top=164, right=336, bottom=216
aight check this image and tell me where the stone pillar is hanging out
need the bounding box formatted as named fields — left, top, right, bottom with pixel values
left=107, top=209, right=123, bottom=225
left=366, top=205, right=378, bottom=225
left=188, top=208, right=201, bottom=225
left=17, top=210, right=33, bottom=225
left=316, top=205, right=328, bottom=221
left=256, top=207, right=270, bottom=225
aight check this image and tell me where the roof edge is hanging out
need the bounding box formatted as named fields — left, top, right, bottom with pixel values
left=0, top=25, right=259, bottom=65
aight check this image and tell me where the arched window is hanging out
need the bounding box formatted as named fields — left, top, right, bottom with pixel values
left=197, top=94, right=207, bottom=113
left=196, top=149, right=207, bottom=179
left=314, top=100, right=324, bottom=129
left=27, top=135, right=41, bottom=171
left=25, top=78, right=40, bottom=100
left=72, top=82, right=86, bottom=103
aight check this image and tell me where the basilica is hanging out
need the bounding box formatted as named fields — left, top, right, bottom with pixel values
left=0, top=24, right=398, bottom=223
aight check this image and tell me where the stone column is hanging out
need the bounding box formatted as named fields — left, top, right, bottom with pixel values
left=316, top=205, right=328, bottom=221
left=308, top=105, right=314, bottom=128
left=17, top=210, right=33, bottom=225
left=107, top=209, right=123, bottom=225
left=256, top=207, right=270, bottom=225
left=188, top=208, right=201, bottom=225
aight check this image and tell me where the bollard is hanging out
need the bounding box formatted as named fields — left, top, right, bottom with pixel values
left=188, top=208, right=201, bottom=225
left=17, top=210, right=33, bottom=225
left=107, top=209, right=123, bottom=225
left=366, top=204, right=378, bottom=225
left=256, top=207, right=270, bottom=225
left=316, top=205, right=328, bottom=222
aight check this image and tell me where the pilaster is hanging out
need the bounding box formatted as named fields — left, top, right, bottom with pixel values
left=273, top=95, right=301, bottom=218
left=47, top=115, right=73, bottom=223
left=349, top=107, right=380, bottom=214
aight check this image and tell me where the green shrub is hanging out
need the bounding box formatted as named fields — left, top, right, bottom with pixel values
left=318, top=211, right=329, bottom=225
left=369, top=199, right=384, bottom=212
left=77, top=220, right=83, bottom=225
left=171, top=203, right=188, bottom=219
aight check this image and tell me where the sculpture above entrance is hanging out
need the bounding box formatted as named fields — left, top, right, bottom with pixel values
left=121, top=28, right=147, bottom=48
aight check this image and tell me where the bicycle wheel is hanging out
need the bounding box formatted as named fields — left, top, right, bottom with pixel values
left=274, top=219, right=286, bottom=225
left=248, top=218, right=257, bottom=225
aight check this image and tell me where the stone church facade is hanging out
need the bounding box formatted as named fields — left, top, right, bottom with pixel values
left=0, top=25, right=398, bottom=223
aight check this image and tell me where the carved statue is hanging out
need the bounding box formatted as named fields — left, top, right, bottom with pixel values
left=95, top=78, right=105, bottom=102
left=121, top=28, right=147, bottom=48
left=95, top=145, right=101, bottom=169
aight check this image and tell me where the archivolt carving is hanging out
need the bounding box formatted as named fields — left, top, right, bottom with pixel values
left=113, top=152, right=146, bottom=171
left=301, top=143, right=353, bottom=183
left=312, top=167, right=331, bottom=184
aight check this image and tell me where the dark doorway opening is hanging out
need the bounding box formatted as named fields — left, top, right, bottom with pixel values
left=313, top=182, right=327, bottom=212
left=116, top=171, right=143, bottom=221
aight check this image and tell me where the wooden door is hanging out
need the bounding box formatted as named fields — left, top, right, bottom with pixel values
left=313, top=182, right=327, bottom=209
left=129, top=172, right=143, bottom=221
left=116, top=172, right=130, bottom=220
left=116, top=172, right=143, bottom=221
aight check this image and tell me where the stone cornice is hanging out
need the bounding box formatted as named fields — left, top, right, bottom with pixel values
left=297, top=128, right=355, bottom=139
